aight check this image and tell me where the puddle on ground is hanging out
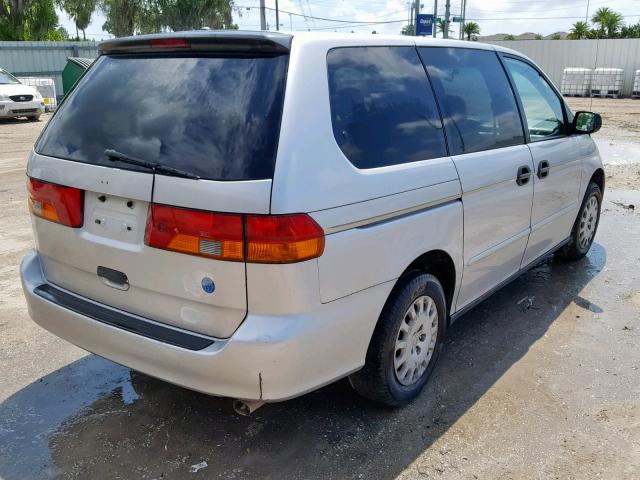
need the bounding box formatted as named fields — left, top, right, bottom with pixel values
left=594, top=138, right=640, bottom=167
left=0, top=357, right=135, bottom=479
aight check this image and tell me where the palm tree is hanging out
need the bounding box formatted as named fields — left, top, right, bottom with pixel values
left=401, top=23, right=415, bottom=36
left=463, top=21, right=480, bottom=40
left=568, top=21, right=589, bottom=39
left=57, top=0, right=97, bottom=40
left=591, top=7, right=623, bottom=38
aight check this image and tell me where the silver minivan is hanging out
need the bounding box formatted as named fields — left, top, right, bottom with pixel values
left=21, top=31, right=604, bottom=409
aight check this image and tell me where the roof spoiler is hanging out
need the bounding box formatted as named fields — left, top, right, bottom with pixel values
left=99, top=31, right=292, bottom=55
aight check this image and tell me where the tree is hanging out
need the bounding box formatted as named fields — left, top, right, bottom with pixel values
left=534, top=33, right=543, bottom=40
left=462, top=21, right=479, bottom=40
left=591, top=7, right=623, bottom=38
left=401, top=23, right=415, bottom=36
left=0, top=0, right=29, bottom=37
left=100, top=0, right=142, bottom=37
left=58, top=0, right=97, bottom=39
left=435, top=18, right=454, bottom=37
left=503, top=34, right=515, bottom=40
left=619, top=22, right=640, bottom=38
left=0, top=0, right=62, bottom=40
left=568, top=21, right=589, bottom=39
left=101, top=0, right=236, bottom=36
left=550, top=33, right=562, bottom=40
left=153, top=0, right=235, bottom=32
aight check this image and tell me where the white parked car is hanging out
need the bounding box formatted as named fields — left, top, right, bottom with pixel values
left=0, top=68, right=45, bottom=121
left=20, top=32, right=604, bottom=409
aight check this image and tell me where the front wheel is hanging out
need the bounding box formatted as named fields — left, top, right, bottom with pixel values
left=349, top=273, right=446, bottom=407
left=558, top=181, right=602, bottom=260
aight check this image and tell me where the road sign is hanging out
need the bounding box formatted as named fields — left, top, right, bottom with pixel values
left=416, top=14, right=434, bottom=36
left=452, top=16, right=462, bottom=22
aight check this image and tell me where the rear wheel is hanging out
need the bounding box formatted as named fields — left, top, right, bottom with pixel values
left=349, top=272, right=446, bottom=407
left=558, top=182, right=602, bottom=260
left=28, top=115, right=41, bottom=122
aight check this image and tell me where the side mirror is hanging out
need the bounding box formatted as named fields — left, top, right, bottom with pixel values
left=572, top=111, right=602, bottom=135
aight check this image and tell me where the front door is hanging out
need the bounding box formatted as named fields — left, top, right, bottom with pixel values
left=417, top=47, right=534, bottom=311
left=503, top=56, right=583, bottom=268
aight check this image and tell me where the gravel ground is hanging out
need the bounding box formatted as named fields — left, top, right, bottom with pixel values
left=0, top=103, right=639, bottom=479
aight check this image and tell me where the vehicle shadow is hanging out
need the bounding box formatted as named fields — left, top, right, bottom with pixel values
left=0, top=244, right=606, bottom=480
left=0, top=117, right=37, bottom=125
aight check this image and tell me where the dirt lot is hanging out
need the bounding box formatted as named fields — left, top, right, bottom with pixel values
left=0, top=101, right=639, bottom=479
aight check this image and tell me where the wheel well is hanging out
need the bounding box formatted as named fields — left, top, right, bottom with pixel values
left=402, top=250, right=456, bottom=311
left=590, top=168, right=605, bottom=193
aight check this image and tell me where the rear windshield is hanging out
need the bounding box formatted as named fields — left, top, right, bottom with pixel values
left=36, top=53, right=288, bottom=181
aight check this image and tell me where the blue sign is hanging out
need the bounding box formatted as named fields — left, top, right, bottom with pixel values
left=416, top=14, right=434, bottom=36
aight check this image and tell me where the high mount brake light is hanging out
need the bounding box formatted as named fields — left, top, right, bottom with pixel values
left=27, top=178, right=84, bottom=228
left=144, top=205, right=325, bottom=263
left=150, top=38, right=189, bottom=49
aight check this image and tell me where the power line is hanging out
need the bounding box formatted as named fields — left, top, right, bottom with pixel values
left=466, top=0, right=615, bottom=15
left=466, top=14, right=640, bottom=21
left=236, top=5, right=411, bottom=24
left=236, top=3, right=640, bottom=29
left=297, top=19, right=408, bottom=31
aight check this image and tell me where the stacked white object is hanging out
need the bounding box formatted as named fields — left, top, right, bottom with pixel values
left=561, top=68, right=592, bottom=96
left=591, top=68, right=624, bottom=98
left=16, top=76, right=57, bottom=111
left=633, top=69, right=640, bottom=98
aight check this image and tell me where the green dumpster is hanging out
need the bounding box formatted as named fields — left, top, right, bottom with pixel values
left=62, top=57, right=94, bottom=96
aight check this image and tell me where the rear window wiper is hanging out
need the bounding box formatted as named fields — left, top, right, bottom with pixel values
left=104, top=149, right=200, bottom=180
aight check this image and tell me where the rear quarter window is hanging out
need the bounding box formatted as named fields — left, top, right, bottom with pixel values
left=36, top=53, right=288, bottom=181
left=327, top=46, right=447, bottom=169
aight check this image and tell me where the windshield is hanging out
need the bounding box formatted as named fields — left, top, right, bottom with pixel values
left=36, top=53, right=288, bottom=181
left=0, top=70, right=20, bottom=84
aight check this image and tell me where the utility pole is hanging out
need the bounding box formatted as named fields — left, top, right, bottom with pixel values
left=410, top=3, right=414, bottom=30
left=443, top=0, right=451, bottom=39
left=459, top=0, right=465, bottom=39
left=461, top=0, right=467, bottom=40
left=585, top=0, right=590, bottom=23
left=259, top=0, right=267, bottom=30
left=275, top=0, right=280, bottom=31
left=433, top=0, right=437, bottom=37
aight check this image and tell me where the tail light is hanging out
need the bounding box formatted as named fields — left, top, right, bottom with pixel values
left=246, top=214, right=325, bottom=263
left=145, top=205, right=324, bottom=263
left=145, top=205, right=244, bottom=262
left=27, top=178, right=84, bottom=227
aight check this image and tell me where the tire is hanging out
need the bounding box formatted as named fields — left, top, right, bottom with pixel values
left=28, top=115, right=41, bottom=122
left=349, top=272, right=447, bottom=407
left=557, top=181, right=602, bottom=261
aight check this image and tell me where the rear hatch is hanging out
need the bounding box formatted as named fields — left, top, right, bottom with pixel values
left=28, top=33, right=291, bottom=338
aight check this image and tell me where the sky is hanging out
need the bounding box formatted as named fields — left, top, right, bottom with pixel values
left=57, top=0, right=640, bottom=41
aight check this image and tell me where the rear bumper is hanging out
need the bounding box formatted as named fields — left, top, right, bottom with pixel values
left=21, top=250, right=391, bottom=401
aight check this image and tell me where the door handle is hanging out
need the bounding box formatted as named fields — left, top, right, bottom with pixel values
left=516, top=165, right=532, bottom=186
left=537, top=160, right=550, bottom=179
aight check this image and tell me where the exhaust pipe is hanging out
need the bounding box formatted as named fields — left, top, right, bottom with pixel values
left=233, top=399, right=265, bottom=416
